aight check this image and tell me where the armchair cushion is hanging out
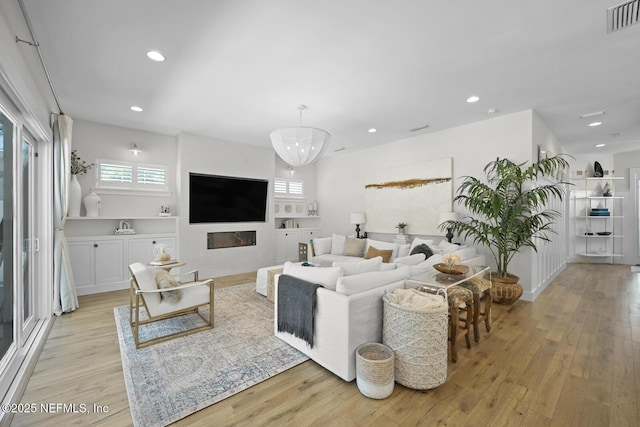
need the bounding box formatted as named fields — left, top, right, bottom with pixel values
left=154, top=269, right=182, bottom=303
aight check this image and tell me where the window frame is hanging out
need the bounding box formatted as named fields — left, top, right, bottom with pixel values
left=274, top=177, right=305, bottom=199
left=94, top=158, right=170, bottom=196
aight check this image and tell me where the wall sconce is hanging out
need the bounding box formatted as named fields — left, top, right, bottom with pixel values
left=350, top=212, right=366, bottom=238
left=129, top=142, right=142, bottom=156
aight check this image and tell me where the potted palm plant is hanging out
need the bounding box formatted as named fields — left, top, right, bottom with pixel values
left=440, top=155, right=570, bottom=304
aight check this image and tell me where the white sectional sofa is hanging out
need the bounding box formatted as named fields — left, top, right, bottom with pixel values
left=274, top=263, right=410, bottom=381
left=309, top=235, right=484, bottom=272
left=271, top=235, right=485, bottom=381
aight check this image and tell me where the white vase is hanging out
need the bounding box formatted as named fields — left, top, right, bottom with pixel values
left=84, top=191, right=101, bottom=217
left=68, top=175, right=82, bottom=217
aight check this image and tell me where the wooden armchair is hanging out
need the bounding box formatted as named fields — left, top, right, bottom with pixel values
left=128, top=262, right=214, bottom=349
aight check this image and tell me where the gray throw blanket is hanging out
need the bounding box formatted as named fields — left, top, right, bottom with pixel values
left=277, top=274, right=323, bottom=348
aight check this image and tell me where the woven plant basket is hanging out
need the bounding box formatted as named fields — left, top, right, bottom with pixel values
left=382, top=293, right=448, bottom=390
left=491, top=273, right=523, bottom=305
left=356, top=343, right=395, bottom=399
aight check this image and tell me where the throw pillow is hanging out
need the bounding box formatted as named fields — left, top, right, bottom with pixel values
left=397, top=243, right=411, bottom=258
left=365, top=238, right=400, bottom=261
left=364, top=246, right=393, bottom=263
left=436, top=239, right=459, bottom=254
left=343, top=236, right=366, bottom=257
left=335, top=266, right=409, bottom=296
left=312, top=236, right=332, bottom=256
left=333, top=256, right=382, bottom=275
left=282, top=261, right=343, bottom=291
left=330, top=234, right=346, bottom=255
left=154, top=269, right=182, bottom=303
left=410, top=243, right=434, bottom=259
left=409, top=237, right=435, bottom=253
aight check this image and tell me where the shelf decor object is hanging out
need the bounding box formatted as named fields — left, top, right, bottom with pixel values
left=270, top=105, right=331, bottom=167
left=573, top=170, right=624, bottom=263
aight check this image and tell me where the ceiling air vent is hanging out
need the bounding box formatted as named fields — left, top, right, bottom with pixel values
left=607, top=0, right=640, bottom=33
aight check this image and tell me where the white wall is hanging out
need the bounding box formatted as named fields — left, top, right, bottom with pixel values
left=176, top=132, right=276, bottom=278
left=72, top=119, right=177, bottom=217
left=317, top=110, right=539, bottom=293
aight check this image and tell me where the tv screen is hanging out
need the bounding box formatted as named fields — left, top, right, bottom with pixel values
left=189, top=173, right=268, bottom=223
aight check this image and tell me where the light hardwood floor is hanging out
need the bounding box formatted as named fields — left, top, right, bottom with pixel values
left=11, top=264, right=640, bottom=426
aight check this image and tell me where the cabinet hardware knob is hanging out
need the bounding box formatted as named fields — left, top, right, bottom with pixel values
left=94, top=244, right=98, bottom=248
left=152, top=241, right=156, bottom=244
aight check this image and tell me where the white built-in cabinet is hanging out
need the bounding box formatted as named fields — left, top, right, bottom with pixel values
left=275, top=228, right=321, bottom=264
left=572, top=174, right=623, bottom=262
left=66, top=216, right=178, bottom=295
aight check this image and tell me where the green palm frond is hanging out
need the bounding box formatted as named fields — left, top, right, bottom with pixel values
left=440, top=154, right=571, bottom=278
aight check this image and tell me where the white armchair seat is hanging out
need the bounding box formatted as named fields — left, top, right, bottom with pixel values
left=128, top=262, right=214, bottom=348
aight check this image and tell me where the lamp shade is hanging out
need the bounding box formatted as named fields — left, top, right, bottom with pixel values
left=350, top=212, right=365, bottom=224
left=439, top=211, right=459, bottom=224
left=270, top=126, right=331, bottom=167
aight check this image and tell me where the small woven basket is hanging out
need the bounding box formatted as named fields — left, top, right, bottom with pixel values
left=355, top=343, right=395, bottom=399
left=382, top=294, right=448, bottom=389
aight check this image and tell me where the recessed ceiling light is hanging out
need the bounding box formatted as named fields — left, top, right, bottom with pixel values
left=368, top=128, right=377, bottom=133
left=595, top=143, right=606, bottom=148
left=130, top=106, right=143, bottom=112
left=579, top=110, right=606, bottom=119
left=466, top=96, right=480, bottom=103
left=588, top=121, right=602, bottom=127
left=146, top=50, right=165, bottom=62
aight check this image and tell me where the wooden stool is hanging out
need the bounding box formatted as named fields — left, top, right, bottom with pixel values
left=459, top=275, right=492, bottom=343
left=446, top=286, right=473, bottom=363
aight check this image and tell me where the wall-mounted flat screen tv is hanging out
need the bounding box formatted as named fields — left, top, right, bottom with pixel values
left=189, top=173, right=269, bottom=223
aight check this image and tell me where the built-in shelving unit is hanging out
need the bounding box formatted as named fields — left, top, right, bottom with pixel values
left=572, top=172, right=623, bottom=263
left=65, top=216, right=179, bottom=294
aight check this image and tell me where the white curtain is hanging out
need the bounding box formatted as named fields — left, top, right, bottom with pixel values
left=53, top=114, right=78, bottom=315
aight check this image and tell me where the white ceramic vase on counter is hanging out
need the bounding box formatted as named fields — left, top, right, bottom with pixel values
left=68, top=174, right=82, bottom=217
left=83, top=191, right=101, bottom=217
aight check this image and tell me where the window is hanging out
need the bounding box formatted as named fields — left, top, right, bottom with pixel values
left=274, top=178, right=304, bottom=199
left=96, top=159, right=168, bottom=192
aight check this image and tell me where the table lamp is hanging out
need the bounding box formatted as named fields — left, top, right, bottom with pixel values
left=439, top=211, right=460, bottom=243
left=350, top=212, right=366, bottom=238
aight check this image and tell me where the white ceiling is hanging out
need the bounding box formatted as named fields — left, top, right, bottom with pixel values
left=20, top=0, right=640, bottom=156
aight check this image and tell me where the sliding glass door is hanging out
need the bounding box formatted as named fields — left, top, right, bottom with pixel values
left=0, top=111, right=14, bottom=361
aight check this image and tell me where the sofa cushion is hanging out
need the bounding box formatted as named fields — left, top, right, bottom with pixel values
left=410, top=243, right=434, bottom=259
left=394, top=253, right=426, bottom=265
left=313, top=236, right=332, bottom=256
left=282, top=261, right=343, bottom=291
left=330, top=234, right=346, bottom=255
left=397, top=243, right=411, bottom=258
left=343, top=236, right=366, bottom=257
left=335, top=266, right=409, bottom=296
left=333, top=256, right=382, bottom=276
left=364, top=246, right=393, bottom=263
left=453, top=245, right=477, bottom=261
left=365, top=238, right=399, bottom=261
left=408, top=254, right=445, bottom=277
left=409, top=237, right=435, bottom=253
left=379, top=263, right=398, bottom=271
left=435, top=239, right=458, bottom=254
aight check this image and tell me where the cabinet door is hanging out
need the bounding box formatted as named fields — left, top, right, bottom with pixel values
left=275, top=231, right=297, bottom=264
left=68, top=240, right=94, bottom=288
left=298, top=228, right=321, bottom=244
left=94, top=239, right=125, bottom=285
left=129, top=237, right=177, bottom=264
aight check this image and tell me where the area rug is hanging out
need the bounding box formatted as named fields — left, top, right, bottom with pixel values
left=114, top=282, right=309, bottom=427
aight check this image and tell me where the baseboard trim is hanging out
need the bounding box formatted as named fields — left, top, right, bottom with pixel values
left=76, top=280, right=128, bottom=296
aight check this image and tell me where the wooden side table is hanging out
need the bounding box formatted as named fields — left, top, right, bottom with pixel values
left=267, top=268, right=284, bottom=302
left=298, top=242, right=308, bottom=262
